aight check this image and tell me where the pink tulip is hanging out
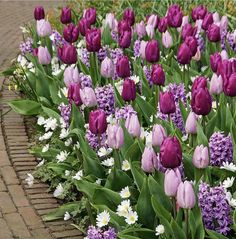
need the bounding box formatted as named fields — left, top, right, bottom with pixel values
left=177, top=181, right=195, bottom=209
left=164, top=168, right=182, bottom=197
left=192, top=145, right=209, bottom=168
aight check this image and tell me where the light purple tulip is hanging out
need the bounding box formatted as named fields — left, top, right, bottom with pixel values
left=192, top=145, right=209, bottom=168
left=80, top=87, right=97, bottom=107
left=146, top=24, right=155, bottom=38
left=221, top=50, right=228, bottom=60
left=164, top=168, right=182, bottom=197
left=152, top=124, right=166, bottom=147
left=182, top=16, right=189, bottom=27
left=38, top=46, right=51, bottom=65
left=36, top=19, right=52, bottom=37
left=104, top=13, right=117, bottom=31
left=195, top=19, right=203, bottom=32
left=162, top=31, right=173, bottom=48
left=139, top=40, right=147, bottom=59
left=185, top=112, right=197, bottom=134
left=107, top=124, right=124, bottom=149
left=192, top=47, right=201, bottom=61
left=147, top=14, right=158, bottom=28
left=213, top=12, right=220, bottom=23
left=220, top=16, right=228, bottom=32
left=135, top=21, right=146, bottom=38
left=125, top=114, right=141, bottom=137
left=177, top=181, right=195, bottom=209
left=64, top=66, right=80, bottom=87
left=141, top=146, right=157, bottom=173
left=209, top=73, right=223, bottom=95
left=101, top=57, right=115, bottom=78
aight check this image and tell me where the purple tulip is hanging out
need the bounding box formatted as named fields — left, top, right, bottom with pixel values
left=164, top=168, right=182, bottom=197
left=101, top=57, right=115, bottom=78
left=118, top=20, right=131, bottom=35
left=64, top=66, right=80, bottom=87
left=220, top=16, right=228, bottom=32
left=60, top=7, right=72, bottom=24
left=86, top=28, right=101, bottom=52
left=107, top=124, right=124, bottom=149
left=223, top=73, right=236, bottom=96
left=84, top=7, right=96, bottom=25
left=185, top=36, right=198, bottom=56
left=159, top=92, right=176, bottom=114
left=152, top=124, right=166, bottom=147
left=160, top=136, right=182, bottom=168
left=167, top=4, right=183, bottom=28
left=38, top=46, right=51, bottom=65
left=185, top=112, right=197, bottom=134
left=217, top=59, right=236, bottom=79
left=36, top=19, right=52, bottom=37
left=181, top=23, right=196, bottom=40
left=122, top=78, right=136, bottom=102
left=135, top=21, right=146, bottom=38
left=209, top=73, right=223, bottom=95
left=207, top=24, right=221, bottom=42
left=63, top=23, right=79, bottom=43
left=162, top=30, right=173, bottom=48
left=191, top=5, right=207, bottom=21
left=33, top=48, right=38, bottom=57
left=158, top=17, right=168, bottom=33
left=68, top=83, right=82, bottom=106
left=145, top=40, right=160, bottom=63
left=58, top=44, right=77, bottom=64
left=89, top=110, right=107, bottom=135
left=34, top=6, right=45, bottom=20
left=125, top=114, right=141, bottom=137
left=151, top=64, right=165, bottom=86
left=116, top=56, right=130, bottom=78
left=78, top=18, right=91, bottom=36
left=123, top=8, right=135, bottom=26
left=210, top=53, right=222, bottom=72
left=177, top=181, right=195, bottom=209
left=202, top=12, right=213, bottom=30
left=177, top=42, right=192, bottom=65
left=192, top=145, right=209, bottom=168
left=141, top=147, right=157, bottom=173
left=118, top=30, right=132, bottom=48
left=80, top=87, right=97, bottom=107
left=191, top=76, right=208, bottom=97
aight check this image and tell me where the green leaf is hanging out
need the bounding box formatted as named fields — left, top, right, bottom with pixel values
left=130, top=161, right=146, bottom=192
left=83, top=155, right=105, bottom=178
left=206, top=229, right=228, bottom=239
left=170, top=218, right=186, bottom=239
left=75, top=180, right=100, bottom=199
left=9, top=100, right=41, bottom=115
left=197, top=122, right=208, bottom=146
left=69, top=103, right=85, bottom=130
left=42, top=106, right=60, bottom=120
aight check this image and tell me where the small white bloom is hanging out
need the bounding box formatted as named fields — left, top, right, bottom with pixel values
left=101, top=157, right=114, bottom=167
left=107, top=115, right=117, bottom=125
left=155, top=224, right=165, bottom=236
left=60, top=117, right=67, bottom=129
left=182, top=134, right=188, bottom=142
left=73, top=141, right=80, bottom=150
left=222, top=177, right=235, bottom=188
left=20, top=26, right=30, bottom=33
left=56, top=151, right=69, bottom=163
left=220, top=162, right=236, bottom=172
left=125, top=210, right=138, bottom=225
left=72, top=170, right=83, bottom=180
left=44, top=118, right=58, bottom=132
left=116, top=200, right=131, bottom=217
left=96, top=210, right=110, bottom=228
left=37, top=116, right=45, bottom=125
left=39, top=131, right=53, bottom=141
left=25, top=173, right=34, bottom=187
left=65, top=170, right=71, bottom=176
left=64, top=211, right=71, bottom=221
left=65, top=138, right=73, bottom=147
left=42, top=144, right=49, bottom=152
left=95, top=178, right=102, bottom=185
left=97, top=147, right=112, bottom=157
left=140, top=128, right=148, bottom=140
left=58, top=87, right=68, bottom=98
left=36, top=159, right=45, bottom=167
left=225, top=192, right=236, bottom=208
left=60, top=128, right=69, bottom=139
left=149, top=115, right=153, bottom=123
left=115, top=80, right=123, bottom=95
left=120, top=186, right=131, bottom=199
left=141, top=96, right=146, bottom=100
left=130, top=75, right=140, bottom=84
left=53, top=183, right=64, bottom=197
left=122, top=160, right=131, bottom=171
left=84, top=124, right=89, bottom=129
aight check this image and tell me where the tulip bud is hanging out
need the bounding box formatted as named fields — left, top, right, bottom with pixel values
left=101, top=57, right=115, bottom=78
left=89, top=110, right=107, bottom=135
left=86, top=28, right=101, bottom=52
left=34, top=6, right=45, bottom=20
left=33, top=48, right=38, bottom=57
left=181, top=23, right=196, bottom=40
left=122, top=79, right=136, bottom=102
left=135, top=21, right=146, bottom=38
left=210, top=53, right=222, bottom=72
left=159, top=92, right=176, bottom=114
left=177, top=43, right=192, bottom=65
left=151, top=64, right=165, bottom=86
left=158, top=17, right=168, bottom=33
left=177, top=181, right=195, bottom=209
left=80, top=87, right=97, bottom=107
left=84, top=7, right=96, bottom=25
left=68, top=83, right=82, bottom=106
left=162, top=31, right=173, bottom=48
left=36, top=19, right=52, bottom=37
left=107, top=124, right=124, bottom=149
left=223, top=73, right=236, bottom=96
left=185, top=112, right=197, bottom=134
left=160, top=136, right=182, bottom=168
left=118, top=30, right=132, bottom=48
left=60, top=7, right=72, bottom=24
left=207, top=24, right=221, bottom=42
left=202, top=12, right=213, bottom=31
left=141, top=147, right=157, bottom=173
left=164, top=168, right=182, bottom=197
left=167, top=4, right=183, bottom=28
left=125, top=114, right=141, bottom=137
left=152, top=124, right=166, bottom=147
left=78, top=18, right=91, bottom=36
left=105, top=13, right=117, bottom=31
left=123, top=8, right=135, bottom=26
left=58, top=44, right=77, bottom=64
left=145, top=40, right=160, bottom=63
left=63, top=23, right=79, bottom=43
left=184, top=36, right=198, bottom=56
left=116, top=56, right=130, bottom=78
left=38, top=46, right=51, bottom=65
left=139, top=41, right=147, bottom=59
left=147, top=14, right=159, bottom=29
left=192, top=145, right=209, bottom=168
left=191, top=5, right=207, bottom=21
left=64, top=66, right=80, bottom=87
left=209, top=73, right=223, bottom=95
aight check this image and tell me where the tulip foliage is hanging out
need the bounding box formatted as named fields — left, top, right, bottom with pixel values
left=3, top=2, right=236, bottom=239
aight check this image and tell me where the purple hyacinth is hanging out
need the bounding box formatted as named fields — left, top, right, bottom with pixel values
left=134, top=40, right=141, bottom=58
left=79, top=48, right=90, bottom=67
left=221, top=28, right=227, bottom=50
left=79, top=73, right=93, bottom=89
left=111, top=30, right=119, bottom=42
left=86, top=130, right=107, bottom=150
left=58, top=103, right=71, bottom=128
left=97, top=46, right=108, bottom=62
left=19, top=38, right=33, bottom=54
left=115, top=105, right=137, bottom=121
left=195, top=31, right=205, bottom=52
left=110, top=48, right=123, bottom=80
left=86, top=226, right=117, bottom=239
left=143, top=65, right=153, bottom=87
left=50, top=30, right=66, bottom=47
left=95, top=84, right=115, bottom=115
left=227, top=32, right=236, bottom=51
left=103, top=227, right=117, bottom=239
left=209, top=132, right=233, bottom=166
left=157, top=83, right=187, bottom=133
left=198, top=182, right=232, bottom=235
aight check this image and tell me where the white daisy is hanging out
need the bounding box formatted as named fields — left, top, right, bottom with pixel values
left=60, top=117, right=67, bottom=129
left=97, top=147, right=112, bottom=157
left=65, top=170, right=71, bottom=176
left=53, top=183, right=64, bottom=197
left=220, top=162, right=236, bottom=172
left=65, top=138, right=73, bottom=147
left=39, top=131, right=53, bottom=141
left=95, top=178, right=102, bottom=185
left=64, top=211, right=71, bottom=221
left=101, top=157, right=114, bottom=167
left=42, top=144, right=49, bottom=152
left=60, top=128, right=69, bottom=139
left=96, top=210, right=110, bottom=228
left=130, top=75, right=140, bottom=84
left=122, top=160, right=131, bottom=171
left=72, top=170, right=83, bottom=180
left=44, top=118, right=58, bottom=131
left=222, top=177, right=235, bottom=188
left=119, top=186, right=131, bottom=199
left=155, top=224, right=165, bottom=236
left=56, top=151, right=69, bottom=163
left=225, top=192, right=236, bottom=208
left=25, top=173, right=34, bottom=187
left=116, top=200, right=131, bottom=217
left=37, top=116, right=45, bottom=126
left=73, top=142, right=80, bottom=150
left=125, top=210, right=138, bottom=225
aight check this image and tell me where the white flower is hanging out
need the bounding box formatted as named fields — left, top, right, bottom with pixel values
left=222, top=177, right=235, bottom=188
left=115, top=80, right=123, bottom=95
left=20, top=26, right=30, bottom=33
left=72, top=170, right=83, bottom=180
left=225, top=192, right=236, bottom=208
left=56, top=151, right=69, bottom=163
left=155, top=224, right=165, bottom=236
left=65, top=138, right=72, bottom=146
left=65, top=170, right=71, bottom=176
left=116, top=200, right=131, bottom=217
left=130, top=75, right=140, bottom=84
left=25, top=173, right=34, bottom=187
left=53, top=183, right=64, bottom=197
left=220, top=162, right=236, bottom=172
left=101, top=157, right=114, bottom=167
left=73, top=142, right=80, bottom=150
left=60, top=117, right=67, bottom=129
left=120, top=186, right=131, bottom=199
left=140, top=128, right=148, bottom=140
left=39, top=131, right=53, bottom=141
left=37, top=116, right=45, bottom=125
left=60, top=128, right=69, bottom=139
left=141, top=96, right=146, bottom=100
left=96, top=178, right=102, bottom=185
left=149, top=115, right=153, bottom=123
left=125, top=210, right=138, bottom=225
left=64, top=211, right=71, bottom=221
left=182, top=134, right=188, bottom=142
left=58, top=87, right=68, bottom=98
left=96, top=210, right=110, bottom=228
left=107, top=115, right=117, bottom=125
left=122, top=160, right=131, bottom=171
left=44, top=118, right=58, bottom=131
left=36, top=159, right=45, bottom=167
left=42, top=144, right=49, bottom=152
left=97, top=147, right=112, bottom=157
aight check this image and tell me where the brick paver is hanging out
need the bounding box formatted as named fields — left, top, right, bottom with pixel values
left=0, top=1, right=83, bottom=238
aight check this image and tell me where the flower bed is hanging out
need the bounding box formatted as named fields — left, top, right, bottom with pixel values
left=3, top=2, right=236, bottom=239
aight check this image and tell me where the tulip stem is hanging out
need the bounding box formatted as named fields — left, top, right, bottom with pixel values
left=184, top=209, right=189, bottom=238
left=114, top=149, right=121, bottom=169
left=172, top=197, right=176, bottom=218
left=84, top=194, right=95, bottom=225
left=155, top=85, right=159, bottom=111
left=202, top=116, right=206, bottom=134
left=97, top=133, right=101, bottom=148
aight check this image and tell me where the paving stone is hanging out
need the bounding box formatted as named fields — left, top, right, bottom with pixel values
left=0, top=165, right=19, bottom=185
left=0, top=150, right=10, bottom=166
left=0, top=218, right=14, bottom=239
left=31, top=228, right=54, bottom=239
left=8, top=184, right=30, bottom=207
left=0, top=192, right=17, bottom=213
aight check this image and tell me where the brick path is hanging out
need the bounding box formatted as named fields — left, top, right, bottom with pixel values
left=0, top=1, right=83, bottom=238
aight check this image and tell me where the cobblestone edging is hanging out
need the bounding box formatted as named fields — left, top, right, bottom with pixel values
left=0, top=78, right=83, bottom=239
